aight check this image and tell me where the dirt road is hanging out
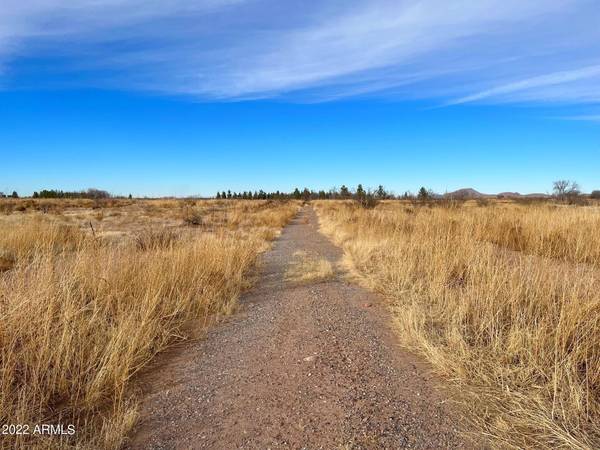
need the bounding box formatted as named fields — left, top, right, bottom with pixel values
left=128, top=206, right=470, bottom=449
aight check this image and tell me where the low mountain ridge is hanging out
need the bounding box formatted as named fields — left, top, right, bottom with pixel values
left=445, top=188, right=488, bottom=198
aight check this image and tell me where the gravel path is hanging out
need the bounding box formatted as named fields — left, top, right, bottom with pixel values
left=127, top=206, right=471, bottom=449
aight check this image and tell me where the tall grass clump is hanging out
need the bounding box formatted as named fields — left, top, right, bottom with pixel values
left=315, top=201, right=600, bottom=449
left=474, top=205, right=600, bottom=266
left=0, top=216, right=86, bottom=262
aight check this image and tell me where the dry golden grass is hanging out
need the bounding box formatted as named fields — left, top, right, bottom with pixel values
left=285, top=250, right=335, bottom=283
left=474, top=205, right=600, bottom=265
left=315, top=200, right=600, bottom=449
left=0, top=199, right=299, bottom=449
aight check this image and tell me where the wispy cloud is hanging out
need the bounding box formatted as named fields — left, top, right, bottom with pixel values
left=449, top=65, right=600, bottom=105
left=562, top=114, right=600, bottom=122
left=1, top=0, right=599, bottom=106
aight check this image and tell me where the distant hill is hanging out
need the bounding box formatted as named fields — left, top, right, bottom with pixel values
left=498, top=192, right=521, bottom=198
left=497, top=192, right=551, bottom=198
left=524, top=193, right=551, bottom=198
left=445, top=188, right=489, bottom=199
left=446, top=189, right=551, bottom=199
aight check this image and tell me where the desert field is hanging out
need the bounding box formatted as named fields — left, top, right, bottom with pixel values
left=0, top=198, right=299, bottom=449
left=315, top=199, right=600, bottom=449
left=2, top=196, right=600, bottom=449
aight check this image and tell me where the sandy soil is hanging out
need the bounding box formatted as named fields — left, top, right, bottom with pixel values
left=127, top=206, right=472, bottom=449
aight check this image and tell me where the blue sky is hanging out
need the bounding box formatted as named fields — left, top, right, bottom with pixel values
left=1, top=0, right=599, bottom=196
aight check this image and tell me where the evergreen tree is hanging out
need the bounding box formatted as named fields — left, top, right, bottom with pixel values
left=11, top=191, right=18, bottom=198
left=417, top=187, right=429, bottom=201
left=221, top=191, right=227, bottom=200
left=227, top=190, right=232, bottom=199
left=216, top=192, right=221, bottom=199
left=376, top=185, right=387, bottom=199
left=355, top=184, right=365, bottom=201
left=340, top=185, right=350, bottom=198
left=293, top=188, right=301, bottom=200
left=302, top=188, right=311, bottom=201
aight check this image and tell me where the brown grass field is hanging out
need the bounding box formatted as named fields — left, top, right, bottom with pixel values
left=0, top=198, right=299, bottom=449
left=2, top=196, right=600, bottom=448
left=315, top=200, right=600, bottom=449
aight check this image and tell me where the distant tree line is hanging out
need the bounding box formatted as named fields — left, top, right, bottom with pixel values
left=214, top=184, right=445, bottom=206
left=1, top=181, right=598, bottom=202
left=0, top=191, right=19, bottom=198
left=216, top=184, right=395, bottom=201
left=214, top=180, right=600, bottom=205
left=31, top=188, right=111, bottom=199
